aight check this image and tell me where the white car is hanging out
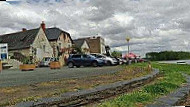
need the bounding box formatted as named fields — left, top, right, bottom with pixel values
left=90, top=54, right=118, bottom=66
left=39, top=57, right=59, bottom=67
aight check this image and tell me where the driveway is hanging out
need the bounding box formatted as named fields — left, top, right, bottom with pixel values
left=0, top=66, right=122, bottom=87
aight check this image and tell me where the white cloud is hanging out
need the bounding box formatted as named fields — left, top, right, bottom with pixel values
left=0, top=0, right=190, bottom=57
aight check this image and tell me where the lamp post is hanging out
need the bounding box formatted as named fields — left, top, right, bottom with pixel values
left=126, top=37, right=130, bottom=56
left=126, top=37, right=130, bottom=65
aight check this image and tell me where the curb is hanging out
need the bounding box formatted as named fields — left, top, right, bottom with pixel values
left=15, top=69, right=160, bottom=107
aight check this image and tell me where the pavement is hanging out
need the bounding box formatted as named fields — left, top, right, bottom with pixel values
left=0, top=66, right=122, bottom=88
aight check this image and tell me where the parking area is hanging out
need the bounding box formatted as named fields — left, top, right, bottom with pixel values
left=0, top=66, right=122, bottom=87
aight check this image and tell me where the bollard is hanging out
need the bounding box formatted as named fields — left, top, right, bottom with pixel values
left=147, top=61, right=152, bottom=72
left=0, top=60, right=2, bottom=73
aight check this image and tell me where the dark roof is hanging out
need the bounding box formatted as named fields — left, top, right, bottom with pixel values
left=45, top=27, right=73, bottom=43
left=0, top=28, right=39, bottom=50
left=73, top=39, right=86, bottom=48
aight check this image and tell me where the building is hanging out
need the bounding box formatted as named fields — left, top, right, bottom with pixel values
left=0, top=25, right=53, bottom=63
left=41, top=22, right=73, bottom=66
left=73, top=39, right=90, bottom=54
left=78, top=36, right=106, bottom=54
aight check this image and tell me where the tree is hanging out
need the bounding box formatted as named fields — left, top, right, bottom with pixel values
left=111, top=51, right=122, bottom=58
left=146, top=51, right=190, bottom=61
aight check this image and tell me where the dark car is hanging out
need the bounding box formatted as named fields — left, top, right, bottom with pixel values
left=67, top=54, right=104, bottom=68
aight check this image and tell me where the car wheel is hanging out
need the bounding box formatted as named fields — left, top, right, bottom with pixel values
left=76, top=65, right=80, bottom=68
left=92, top=61, right=98, bottom=67
left=106, top=61, right=112, bottom=66
left=68, top=62, right=74, bottom=68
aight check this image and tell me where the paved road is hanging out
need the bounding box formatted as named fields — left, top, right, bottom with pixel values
left=0, top=66, right=122, bottom=88
left=159, top=60, right=190, bottom=64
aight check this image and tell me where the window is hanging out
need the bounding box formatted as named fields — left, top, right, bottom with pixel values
left=59, top=43, right=62, bottom=48
left=43, top=45, right=46, bottom=51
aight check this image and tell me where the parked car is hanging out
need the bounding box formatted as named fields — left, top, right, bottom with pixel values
left=38, top=57, right=58, bottom=67
left=114, top=57, right=126, bottom=65
left=67, top=54, right=104, bottom=68
left=90, top=54, right=118, bottom=66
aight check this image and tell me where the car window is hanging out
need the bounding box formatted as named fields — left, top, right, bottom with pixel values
left=83, top=55, right=91, bottom=58
left=72, top=55, right=81, bottom=58
left=97, top=55, right=103, bottom=58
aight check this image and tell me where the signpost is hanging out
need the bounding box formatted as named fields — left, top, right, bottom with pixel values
left=0, top=43, right=8, bottom=73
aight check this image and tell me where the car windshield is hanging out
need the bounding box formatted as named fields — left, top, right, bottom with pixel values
left=44, top=57, right=50, bottom=61
left=72, top=55, right=81, bottom=58
left=88, top=55, right=96, bottom=59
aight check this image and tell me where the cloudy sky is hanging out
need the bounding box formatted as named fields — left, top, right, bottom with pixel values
left=0, top=0, right=190, bottom=57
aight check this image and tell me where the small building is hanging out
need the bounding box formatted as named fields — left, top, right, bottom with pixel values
left=73, top=39, right=90, bottom=54
left=41, top=22, right=73, bottom=66
left=0, top=25, right=53, bottom=63
left=78, top=36, right=106, bottom=54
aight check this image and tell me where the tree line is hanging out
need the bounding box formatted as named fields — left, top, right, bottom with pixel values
left=146, top=51, right=190, bottom=61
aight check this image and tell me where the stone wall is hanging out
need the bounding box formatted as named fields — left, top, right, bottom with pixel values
left=16, top=69, right=160, bottom=107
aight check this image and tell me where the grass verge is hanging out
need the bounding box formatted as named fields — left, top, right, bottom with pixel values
left=99, top=62, right=188, bottom=107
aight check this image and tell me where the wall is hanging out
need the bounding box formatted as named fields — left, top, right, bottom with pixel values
left=87, top=37, right=105, bottom=54
left=81, top=41, right=90, bottom=54
left=32, top=27, right=53, bottom=62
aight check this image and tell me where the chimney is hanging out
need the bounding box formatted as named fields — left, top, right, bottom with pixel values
left=41, top=21, right=46, bottom=31
left=22, top=28, right=27, bottom=32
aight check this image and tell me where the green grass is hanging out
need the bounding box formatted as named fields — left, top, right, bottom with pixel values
left=99, top=62, right=188, bottom=107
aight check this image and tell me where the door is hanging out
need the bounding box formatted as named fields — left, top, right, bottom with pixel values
left=72, top=55, right=82, bottom=66
left=82, top=55, right=91, bottom=66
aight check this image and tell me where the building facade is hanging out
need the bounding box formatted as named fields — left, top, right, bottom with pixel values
left=0, top=25, right=53, bottom=63
left=73, top=39, right=90, bottom=54
left=43, top=22, right=73, bottom=66
left=78, top=36, right=106, bottom=54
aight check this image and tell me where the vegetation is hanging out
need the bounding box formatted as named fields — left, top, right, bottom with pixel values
left=146, top=51, right=190, bottom=61
left=99, top=63, right=188, bottom=107
left=22, top=56, right=33, bottom=64
left=111, top=51, right=122, bottom=58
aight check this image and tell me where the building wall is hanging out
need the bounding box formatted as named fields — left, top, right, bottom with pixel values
left=32, top=27, right=53, bottom=62
left=49, top=33, right=73, bottom=66
left=81, top=41, right=90, bottom=54
left=87, top=37, right=105, bottom=54
left=100, top=37, right=106, bottom=54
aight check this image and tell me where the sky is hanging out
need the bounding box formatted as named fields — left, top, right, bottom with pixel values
left=0, top=0, right=190, bottom=57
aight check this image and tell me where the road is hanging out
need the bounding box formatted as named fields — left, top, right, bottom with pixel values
left=159, top=59, right=190, bottom=64
left=0, top=66, right=122, bottom=88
